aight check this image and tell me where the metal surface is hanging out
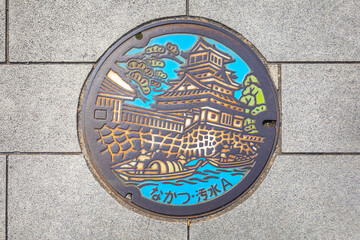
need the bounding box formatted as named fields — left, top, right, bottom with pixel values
left=78, top=18, right=279, bottom=219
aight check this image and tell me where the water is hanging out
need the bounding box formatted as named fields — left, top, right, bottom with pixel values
left=135, top=159, right=250, bottom=205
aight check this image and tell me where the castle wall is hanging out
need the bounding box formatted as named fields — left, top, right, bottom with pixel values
left=98, top=123, right=263, bottom=163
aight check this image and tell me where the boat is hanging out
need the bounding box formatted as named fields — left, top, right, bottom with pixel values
left=112, top=157, right=205, bottom=182
left=208, top=153, right=257, bottom=168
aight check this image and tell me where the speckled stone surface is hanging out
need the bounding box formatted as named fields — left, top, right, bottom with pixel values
left=0, top=0, right=5, bottom=62
left=191, top=155, right=360, bottom=240
left=9, top=0, right=185, bottom=62
left=8, top=155, right=186, bottom=239
left=0, top=65, right=91, bottom=152
left=1, top=1, right=360, bottom=239
left=282, top=64, right=360, bottom=152
left=267, top=63, right=279, bottom=90
left=0, top=156, right=5, bottom=240
left=190, top=0, right=360, bottom=61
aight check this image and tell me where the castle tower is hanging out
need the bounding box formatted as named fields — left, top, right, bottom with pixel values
left=152, top=38, right=247, bottom=132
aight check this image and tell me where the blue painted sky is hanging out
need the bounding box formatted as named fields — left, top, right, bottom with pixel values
left=123, top=34, right=251, bottom=107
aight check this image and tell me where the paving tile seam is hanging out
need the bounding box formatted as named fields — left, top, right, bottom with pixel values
left=187, top=219, right=190, bottom=240
left=186, top=0, right=189, bottom=16
left=0, top=61, right=96, bottom=65
left=277, top=64, right=282, bottom=154
left=280, top=152, right=360, bottom=156
left=0, top=152, right=82, bottom=155
left=269, top=61, right=360, bottom=64
left=5, top=155, right=8, bottom=240
left=5, top=0, right=8, bottom=63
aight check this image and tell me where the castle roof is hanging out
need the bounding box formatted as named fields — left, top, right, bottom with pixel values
left=98, top=69, right=136, bottom=100
left=172, top=69, right=241, bottom=91
left=158, top=89, right=242, bottom=105
left=155, top=73, right=243, bottom=106
left=181, top=37, right=235, bottom=64
left=166, top=73, right=209, bottom=92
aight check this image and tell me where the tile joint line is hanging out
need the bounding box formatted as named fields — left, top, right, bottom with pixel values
left=279, top=152, right=360, bottom=156
left=186, top=0, right=189, bottom=16
left=268, top=61, right=360, bottom=64
left=0, top=152, right=83, bottom=155
left=5, top=0, right=9, bottom=64
left=187, top=219, right=190, bottom=240
left=5, top=155, right=9, bottom=240
left=0, top=61, right=96, bottom=65
left=277, top=64, right=282, bottom=153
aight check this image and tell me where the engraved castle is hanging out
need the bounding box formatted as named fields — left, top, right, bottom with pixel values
left=95, top=38, right=265, bottom=181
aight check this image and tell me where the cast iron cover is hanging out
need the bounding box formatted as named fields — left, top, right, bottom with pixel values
left=78, top=18, right=279, bottom=219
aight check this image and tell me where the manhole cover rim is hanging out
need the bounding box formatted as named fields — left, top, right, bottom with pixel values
left=78, top=16, right=280, bottom=221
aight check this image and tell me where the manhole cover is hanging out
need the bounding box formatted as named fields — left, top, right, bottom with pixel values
left=79, top=18, right=279, bottom=219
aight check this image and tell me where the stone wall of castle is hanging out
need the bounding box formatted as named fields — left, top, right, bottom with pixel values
left=97, top=123, right=262, bottom=163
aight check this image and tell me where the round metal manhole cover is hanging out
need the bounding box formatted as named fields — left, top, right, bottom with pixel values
left=78, top=18, right=279, bottom=219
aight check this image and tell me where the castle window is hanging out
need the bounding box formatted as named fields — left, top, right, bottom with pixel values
left=233, top=119, right=242, bottom=128
left=221, top=113, right=232, bottom=126
left=190, top=57, right=194, bottom=63
left=208, top=111, right=219, bottom=123
left=196, top=55, right=202, bottom=62
left=210, top=55, right=214, bottom=61
left=203, top=54, right=208, bottom=60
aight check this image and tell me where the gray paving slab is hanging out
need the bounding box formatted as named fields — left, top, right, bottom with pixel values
left=8, top=155, right=186, bottom=239
left=9, top=0, right=185, bottom=62
left=0, top=65, right=91, bottom=152
left=0, top=156, right=5, bottom=240
left=191, top=155, right=360, bottom=240
left=282, top=64, right=360, bottom=152
left=0, top=0, right=5, bottom=62
left=190, top=0, right=360, bottom=62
